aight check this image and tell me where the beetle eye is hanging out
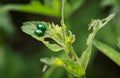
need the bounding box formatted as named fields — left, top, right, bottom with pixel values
left=34, top=29, right=44, bottom=37
left=37, top=23, right=46, bottom=31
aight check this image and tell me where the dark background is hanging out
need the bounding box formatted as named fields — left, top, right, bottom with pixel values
left=0, top=0, right=120, bottom=78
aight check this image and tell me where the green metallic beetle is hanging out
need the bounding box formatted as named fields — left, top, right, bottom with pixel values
left=34, top=29, right=44, bottom=37
left=34, top=23, right=46, bottom=37
left=37, top=23, right=46, bottom=31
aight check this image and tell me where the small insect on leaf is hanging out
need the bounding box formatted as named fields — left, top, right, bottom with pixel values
left=21, top=21, right=63, bottom=52
left=34, top=29, right=44, bottom=37
left=37, top=23, right=46, bottom=31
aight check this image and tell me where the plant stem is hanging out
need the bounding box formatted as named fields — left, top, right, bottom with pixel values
left=61, top=0, right=79, bottom=63
left=64, top=42, right=80, bottom=62
left=61, top=0, right=65, bottom=25
left=61, top=0, right=80, bottom=63
left=80, top=20, right=99, bottom=69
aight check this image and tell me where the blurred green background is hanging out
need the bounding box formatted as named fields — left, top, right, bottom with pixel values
left=0, top=0, right=120, bottom=78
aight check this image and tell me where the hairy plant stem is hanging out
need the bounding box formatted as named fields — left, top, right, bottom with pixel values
left=61, top=0, right=65, bottom=25
left=80, top=27, right=99, bottom=69
left=61, top=0, right=67, bottom=41
left=64, top=43, right=80, bottom=63
left=61, top=0, right=80, bottom=65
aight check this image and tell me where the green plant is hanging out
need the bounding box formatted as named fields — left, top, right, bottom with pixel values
left=21, top=0, right=116, bottom=78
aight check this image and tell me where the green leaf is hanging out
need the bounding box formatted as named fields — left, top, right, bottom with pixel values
left=117, top=37, right=120, bottom=49
left=40, top=56, right=85, bottom=77
left=44, top=0, right=60, bottom=9
left=40, top=57, right=64, bottom=66
left=80, top=13, right=115, bottom=69
left=100, top=0, right=117, bottom=8
left=93, top=40, right=120, bottom=66
left=42, top=41, right=63, bottom=52
left=0, top=12, right=14, bottom=35
left=0, top=0, right=60, bottom=17
left=0, top=0, right=86, bottom=18
left=63, top=58, right=85, bottom=77
left=21, top=21, right=64, bottom=52
left=69, top=0, right=85, bottom=14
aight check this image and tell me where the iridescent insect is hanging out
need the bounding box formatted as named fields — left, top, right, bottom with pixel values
left=37, top=23, right=46, bottom=31
left=34, top=23, right=46, bottom=37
